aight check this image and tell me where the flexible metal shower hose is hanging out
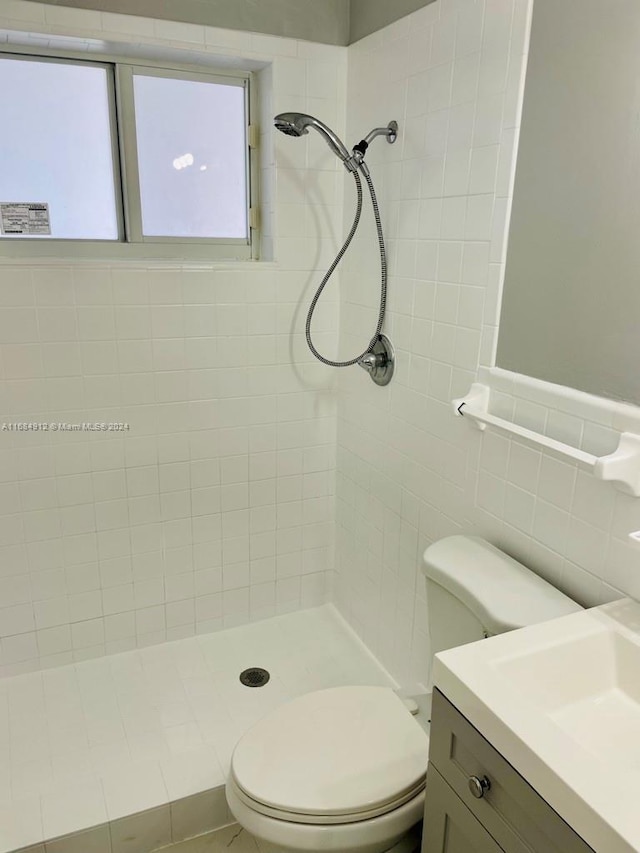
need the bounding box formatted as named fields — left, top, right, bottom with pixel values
left=305, top=166, right=387, bottom=368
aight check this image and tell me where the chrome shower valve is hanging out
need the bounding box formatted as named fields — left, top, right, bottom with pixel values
left=357, top=335, right=395, bottom=386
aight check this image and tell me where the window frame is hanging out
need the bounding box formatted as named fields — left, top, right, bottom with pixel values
left=0, top=45, right=258, bottom=261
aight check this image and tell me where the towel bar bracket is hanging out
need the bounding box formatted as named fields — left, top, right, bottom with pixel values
left=453, top=383, right=640, bottom=497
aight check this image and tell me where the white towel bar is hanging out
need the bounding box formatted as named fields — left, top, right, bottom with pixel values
left=453, top=383, right=640, bottom=497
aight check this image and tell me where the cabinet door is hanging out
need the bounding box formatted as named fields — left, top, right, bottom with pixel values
left=429, top=690, right=594, bottom=853
left=422, top=765, right=504, bottom=853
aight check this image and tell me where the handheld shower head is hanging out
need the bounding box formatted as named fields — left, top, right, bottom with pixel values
left=273, top=113, right=311, bottom=136
left=273, top=114, right=307, bottom=138
left=274, top=112, right=354, bottom=167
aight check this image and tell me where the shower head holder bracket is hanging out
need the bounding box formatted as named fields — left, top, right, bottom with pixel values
left=352, top=121, right=398, bottom=164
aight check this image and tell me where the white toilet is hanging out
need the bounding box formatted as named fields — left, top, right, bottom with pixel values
left=226, top=536, right=582, bottom=853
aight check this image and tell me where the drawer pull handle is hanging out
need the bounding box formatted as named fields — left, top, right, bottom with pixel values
left=468, top=775, right=491, bottom=798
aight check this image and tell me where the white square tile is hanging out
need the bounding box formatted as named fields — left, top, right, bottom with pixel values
left=0, top=604, right=35, bottom=636
left=41, top=779, right=106, bottom=839
left=71, top=619, right=105, bottom=650
left=0, top=797, right=43, bottom=852
left=102, top=761, right=168, bottom=820
left=2, top=633, right=38, bottom=665
left=110, top=806, right=171, bottom=853
left=169, top=788, right=229, bottom=842
left=44, top=824, right=111, bottom=853
left=532, top=500, right=569, bottom=556
left=160, top=748, right=224, bottom=800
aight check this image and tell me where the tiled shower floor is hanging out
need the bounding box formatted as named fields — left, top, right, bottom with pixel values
left=0, top=605, right=396, bottom=853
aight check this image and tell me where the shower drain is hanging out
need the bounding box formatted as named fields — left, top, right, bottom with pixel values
left=239, top=667, right=270, bottom=687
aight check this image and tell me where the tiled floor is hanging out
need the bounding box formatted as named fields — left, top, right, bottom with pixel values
left=0, top=605, right=396, bottom=852
left=158, top=822, right=423, bottom=853
left=158, top=824, right=283, bottom=852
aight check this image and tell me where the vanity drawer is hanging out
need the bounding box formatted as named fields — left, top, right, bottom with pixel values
left=429, top=689, right=594, bottom=853
left=422, top=764, right=504, bottom=853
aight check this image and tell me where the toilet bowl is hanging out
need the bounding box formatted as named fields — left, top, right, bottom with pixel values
left=226, top=536, right=582, bottom=852
left=226, top=685, right=428, bottom=853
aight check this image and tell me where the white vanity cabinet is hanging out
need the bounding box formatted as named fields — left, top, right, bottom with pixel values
left=422, top=690, right=594, bottom=853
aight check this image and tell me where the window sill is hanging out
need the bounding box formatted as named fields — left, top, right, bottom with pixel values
left=0, top=240, right=263, bottom=266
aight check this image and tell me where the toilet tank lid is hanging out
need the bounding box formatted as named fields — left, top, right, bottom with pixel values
left=422, top=535, right=582, bottom=634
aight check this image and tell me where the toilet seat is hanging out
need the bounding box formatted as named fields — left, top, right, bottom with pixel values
left=230, top=686, right=430, bottom=823
left=229, top=773, right=426, bottom=825
left=226, top=776, right=426, bottom=853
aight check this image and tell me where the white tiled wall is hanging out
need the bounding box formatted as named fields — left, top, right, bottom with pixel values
left=4, top=0, right=640, bottom=690
left=0, top=0, right=346, bottom=675
left=334, top=0, right=640, bottom=691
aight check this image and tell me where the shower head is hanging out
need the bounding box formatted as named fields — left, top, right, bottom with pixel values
left=274, top=112, right=354, bottom=168
left=273, top=113, right=308, bottom=138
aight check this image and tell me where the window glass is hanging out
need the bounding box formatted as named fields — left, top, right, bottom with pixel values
left=0, top=57, right=118, bottom=240
left=132, top=74, right=247, bottom=239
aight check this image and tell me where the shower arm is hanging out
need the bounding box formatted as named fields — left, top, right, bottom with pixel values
left=363, top=121, right=398, bottom=146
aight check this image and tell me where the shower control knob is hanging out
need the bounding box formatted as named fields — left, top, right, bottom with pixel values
left=358, top=353, right=385, bottom=372
left=357, top=335, right=395, bottom=386
left=468, top=775, right=491, bottom=799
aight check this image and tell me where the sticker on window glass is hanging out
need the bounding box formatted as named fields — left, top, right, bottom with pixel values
left=0, top=202, right=51, bottom=235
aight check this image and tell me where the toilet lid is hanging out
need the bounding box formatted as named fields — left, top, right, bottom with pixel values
left=230, top=686, right=430, bottom=818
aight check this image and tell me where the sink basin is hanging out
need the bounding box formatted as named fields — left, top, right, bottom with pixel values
left=432, top=598, right=640, bottom=853
left=494, top=629, right=640, bottom=769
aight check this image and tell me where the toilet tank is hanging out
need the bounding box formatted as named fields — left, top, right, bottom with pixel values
left=422, top=535, right=582, bottom=657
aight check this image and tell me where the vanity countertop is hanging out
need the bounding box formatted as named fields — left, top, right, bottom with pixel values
left=433, top=598, right=640, bottom=853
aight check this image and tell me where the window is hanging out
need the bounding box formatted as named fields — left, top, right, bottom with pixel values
left=0, top=52, right=255, bottom=260
left=0, top=56, right=118, bottom=241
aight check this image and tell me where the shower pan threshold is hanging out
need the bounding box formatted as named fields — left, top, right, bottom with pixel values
left=0, top=605, right=395, bottom=853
